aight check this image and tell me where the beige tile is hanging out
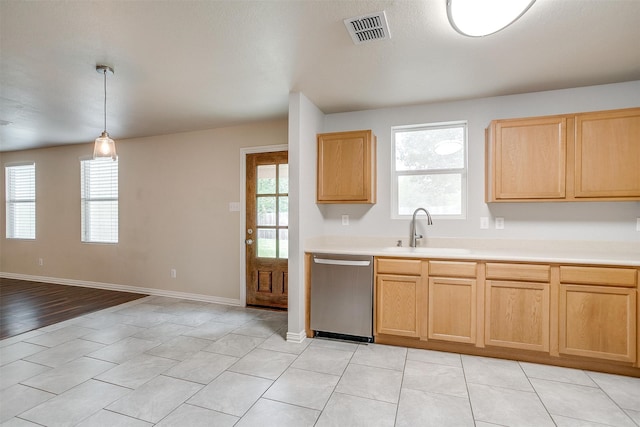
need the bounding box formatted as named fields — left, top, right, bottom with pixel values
left=258, top=330, right=311, bottom=354
left=23, top=356, right=115, bottom=394
left=1, top=342, right=47, bottom=366
left=406, top=348, right=462, bottom=367
left=520, top=361, right=596, bottom=387
left=402, top=359, right=468, bottom=398
left=165, top=351, right=238, bottom=384
left=87, top=336, right=159, bottom=364
left=187, top=371, right=272, bottom=417
left=24, top=338, right=104, bottom=368
left=235, top=398, right=319, bottom=427
left=229, top=348, right=296, bottom=380
left=145, top=335, right=211, bottom=361
left=0, top=360, right=50, bottom=390
left=462, top=355, right=533, bottom=391
left=96, top=353, right=177, bottom=388
left=531, top=378, right=636, bottom=427
left=76, top=409, right=153, bottom=426
left=107, top=375, right=202, bottom=423
left=155, top=404, right=238, bottom=427
left=292, top=345, right=353, bottom=376
left=0, top=384, right=55, bottom=423
left=397, top=388, right=474, bottom=427
left=587, top=371, right=640, bottom=411
left=350, top=343, right=407, bottom=371
left=264, top=367, right=339, bottom=410
left=468, top=383, right=554, bottom=427
left=202, top=333, right=264, bottom=357
left=20, top=380, right=129, bottom=426
left=335, top=363, right=403, bottom=404
left=316, top=392, right=396, bottom=427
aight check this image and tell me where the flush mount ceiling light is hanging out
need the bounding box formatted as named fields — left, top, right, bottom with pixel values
left=447, top=0, right=536, bottom=37
left=93, top=64, right=117, bottom=160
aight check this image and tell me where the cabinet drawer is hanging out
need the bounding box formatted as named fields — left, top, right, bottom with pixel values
left=377, top=258, right=422, bottom=276
left=428, top=261, right=477, bottom=278
left=560, top=266, right=637, bottom=287
left=486, top=263, right=550, bottom=282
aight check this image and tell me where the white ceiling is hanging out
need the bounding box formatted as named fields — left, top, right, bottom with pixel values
left=1, top=0, right=639, bottom=152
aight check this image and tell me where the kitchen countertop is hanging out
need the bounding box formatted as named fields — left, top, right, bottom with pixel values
left=305, top=236, right=640, bottom=267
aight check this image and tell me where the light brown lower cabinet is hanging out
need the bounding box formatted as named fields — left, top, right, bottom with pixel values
left=485, top=280, right=550, bottom=352
left=376, top=274, right=420, bottom=337
left=484, top=262, right=551, bottom=352
left=427, top=277, right=476, bottom=343
left=560, top=284, right=637, bottom=363
left=559, top=265, right=637, bottom=363
left=366, top=257, right=639, bottom=376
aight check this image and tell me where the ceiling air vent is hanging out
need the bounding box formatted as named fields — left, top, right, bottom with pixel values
left=344, top=11, right=391, bottom=45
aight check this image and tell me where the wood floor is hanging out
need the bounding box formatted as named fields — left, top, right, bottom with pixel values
left=0, top=278, right=147, bottom=340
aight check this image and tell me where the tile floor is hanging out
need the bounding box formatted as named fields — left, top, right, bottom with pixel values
left=1, top=295, right=639, bottom=426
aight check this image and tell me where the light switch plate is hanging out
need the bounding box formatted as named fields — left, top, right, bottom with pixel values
left=342, top=215, right=349, bottom=226
left=637, top=217, right=640, bottom=231
left=229, top=202, right=240, bottom=212
left=495, top=217, right=505, bottom=229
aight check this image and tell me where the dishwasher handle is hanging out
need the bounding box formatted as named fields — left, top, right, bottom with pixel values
left=313, top=258, right=371, bottom=267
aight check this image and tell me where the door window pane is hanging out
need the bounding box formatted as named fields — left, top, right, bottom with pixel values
left=278, top=196, right=288, bottom=226
left=278, top=164, right=289, bottom=193
left=257, top=165, right=276, bottom=194
left=257, top=197, right=276, bottom=226
left=279, top=229, right=288, bottom=259
left=257, top=228, right=276, bottom=258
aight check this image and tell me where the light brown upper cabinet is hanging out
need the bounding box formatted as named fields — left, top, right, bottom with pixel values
left=486, top=107, right=640, bottom=202
left=317, top=130, right=376, bottom=204
left=575, top=109, right=640, bottom=198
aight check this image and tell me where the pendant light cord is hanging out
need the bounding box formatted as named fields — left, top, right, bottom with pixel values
left=103, top=68, right=108, bottom=133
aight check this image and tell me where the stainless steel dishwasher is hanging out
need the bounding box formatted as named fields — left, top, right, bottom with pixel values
left=310, top=253, right=374, bottom=342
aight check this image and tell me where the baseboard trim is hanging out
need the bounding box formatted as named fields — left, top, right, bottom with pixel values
left=286, top=330, right=307, bottom=344
left=0, top=272, right=242, bottom=307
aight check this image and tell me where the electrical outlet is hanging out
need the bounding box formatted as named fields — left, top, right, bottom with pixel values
left=480, top=217, right=489, bottom=229
left=495, top=217, right=505, bottom=229
left=170, top=268, right=177, bottom=279
left=342, top=215, right=349, bottom=226
left=38, top=258, right=43, bottom=267
left=637, top=217, right=640, bottom=231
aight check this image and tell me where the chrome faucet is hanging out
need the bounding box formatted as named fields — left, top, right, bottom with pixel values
left=410, top=208, right=433, bottom=247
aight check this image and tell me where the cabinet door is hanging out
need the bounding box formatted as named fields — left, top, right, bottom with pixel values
left=559, top=284, right=637, bottom=363
left=489, top=117, right=566, bottom=200
left=376, top=274, right=419, bottom=337
left=427, top=277, right=476, bottom=344
left=317, top=130, right=376, bottom=203
left=485, top=280, right=550, bottom=352
left=575, top=108, right=640, bottom=198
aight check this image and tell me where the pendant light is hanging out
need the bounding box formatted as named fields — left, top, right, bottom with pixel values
left=447, top=0, right=536, bottom=37
left=93, top=64, right=117, bottom=160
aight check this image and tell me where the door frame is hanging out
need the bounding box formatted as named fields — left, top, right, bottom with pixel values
left=239, top=144, right=288, bottom=307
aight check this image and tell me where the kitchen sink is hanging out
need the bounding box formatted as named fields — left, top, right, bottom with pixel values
left=381, top=247, right=472, bottom=255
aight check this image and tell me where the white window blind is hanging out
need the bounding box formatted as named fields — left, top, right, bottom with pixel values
left=5, top=162, right=36, bottom=239
left=392, top=122, right=467, bottom=218
left=81, top=158, right=118, bottom=243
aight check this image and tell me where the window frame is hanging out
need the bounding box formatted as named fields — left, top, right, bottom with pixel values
left=391, top=121, right=468, bottom=220
left=5, top=161, right=36, bottom=240
left=80, top=156, right=119, bottom=244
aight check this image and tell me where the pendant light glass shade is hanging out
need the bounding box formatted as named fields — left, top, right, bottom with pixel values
left=94, top=131, right=117, bottom=159
left=447, top=0, right=536, bottom=37
left=93, top=65, right=117, bottom=160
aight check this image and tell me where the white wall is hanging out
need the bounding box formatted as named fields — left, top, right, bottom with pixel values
left=1, top=119, right=288, bottom=303
left=288, top=92, right=326, bottom=337
left=317, top=81, right=640, bottom=243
